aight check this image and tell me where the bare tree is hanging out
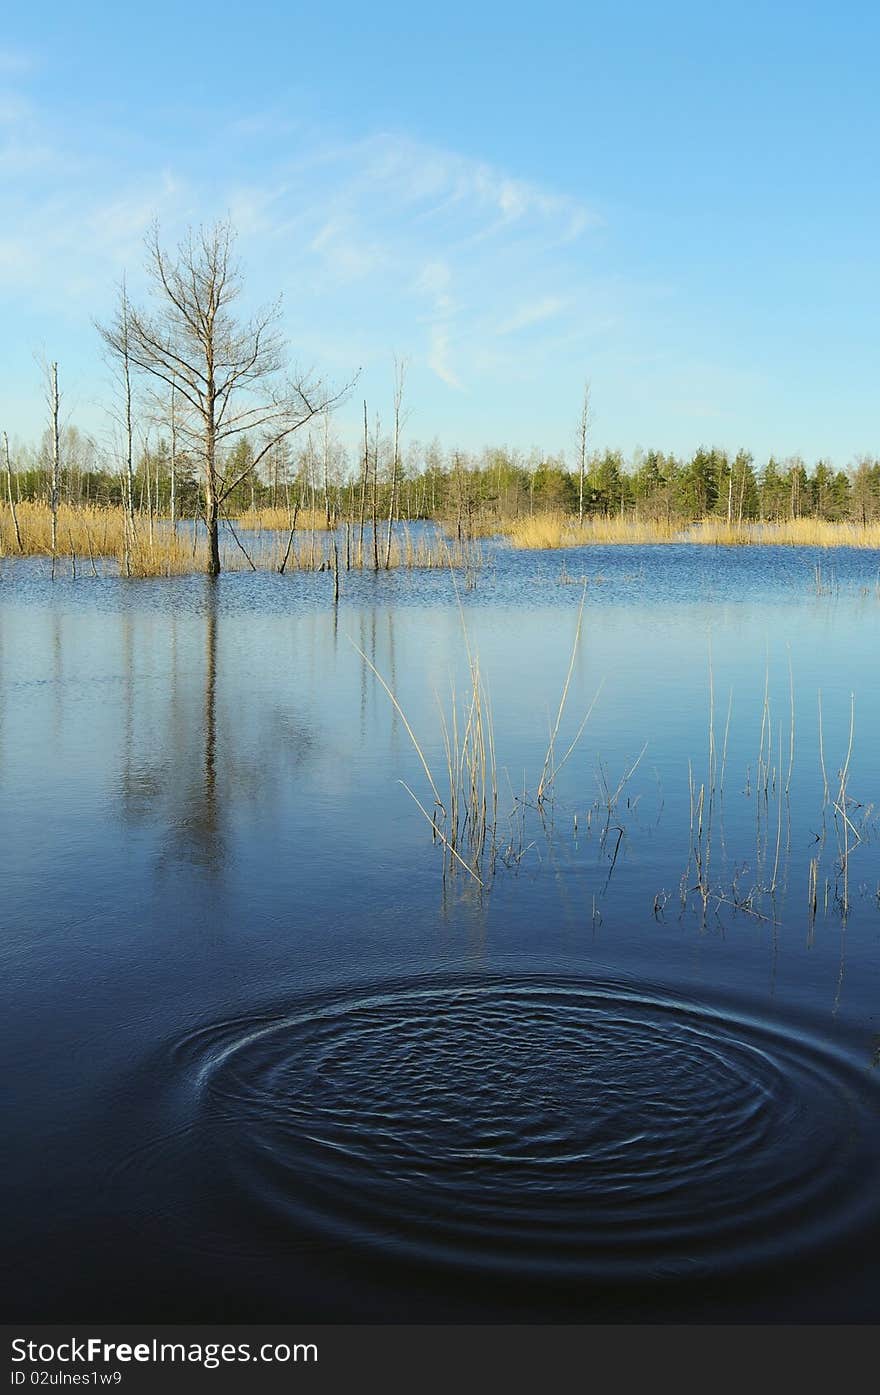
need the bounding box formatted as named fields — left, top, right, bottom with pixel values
left=384, top=357, right=408, bottom=569
left=576, top=380, right=591, bottom=524
left=358, top=400, right=368, bottom=563
left=42, top=361, right=61, bottom=572
left=98, top=220, right=348, bottom=575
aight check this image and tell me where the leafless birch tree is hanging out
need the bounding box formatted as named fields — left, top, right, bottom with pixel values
left=98, top=220, right=348, bottom=575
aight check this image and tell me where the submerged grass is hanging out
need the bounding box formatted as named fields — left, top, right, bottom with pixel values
left=0, top=502, right=480, bottom=578
left=357, top=605, right=874, bottom=933
left=676, top=651, right=872, bottom=938
left=353, top=584, right=601, bottom=888
left=8, top=500, right=880, bottom=574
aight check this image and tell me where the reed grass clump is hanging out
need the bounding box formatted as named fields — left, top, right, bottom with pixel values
left=258, top=526, right=479, bottom=573
left=235, top=506, right=332, bottom=532
left=1, top=501, right=481, bottom=578
left=756, top=518, right=880, bottom=548
left=504, top=510, right=880, bottom=550
left=0, top=501, right=127, bottom=558
left=685, top=517, right=880, bottom=547
left=355, top=586, right=601, bottom=887
left=505, top=512, right=680, bottom=548
left=0, top=501, right=214, bottom=577
left=120, top=533, right=211, bottom=577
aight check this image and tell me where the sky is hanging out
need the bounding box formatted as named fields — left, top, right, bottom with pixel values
left=1, top=1, right=879, bottom=467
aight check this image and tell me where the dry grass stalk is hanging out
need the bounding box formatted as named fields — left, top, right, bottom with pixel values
left=504, top=510, right=880, bottom=550
left=1, top=502, right=481, bottom=577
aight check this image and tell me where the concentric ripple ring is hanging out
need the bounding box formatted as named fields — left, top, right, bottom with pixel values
left=124, top=977, right=880, bottom=1281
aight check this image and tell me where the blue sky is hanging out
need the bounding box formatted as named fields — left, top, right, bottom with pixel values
left=1, top=1, right=878, bottom=465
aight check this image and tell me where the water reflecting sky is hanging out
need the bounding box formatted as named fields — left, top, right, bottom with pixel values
left=3, top=544, right=880, bottom=1319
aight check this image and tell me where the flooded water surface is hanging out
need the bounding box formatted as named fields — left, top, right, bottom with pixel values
left=3, top=541, right=880, bottom=1321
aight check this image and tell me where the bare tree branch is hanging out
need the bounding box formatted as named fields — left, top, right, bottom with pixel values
left=96, top=219, right=356, bottom=573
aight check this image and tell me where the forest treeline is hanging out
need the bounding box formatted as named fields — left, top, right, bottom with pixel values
left=5, top=425, right=880, bottom=528
left=6, top=220, right=880, bottom=578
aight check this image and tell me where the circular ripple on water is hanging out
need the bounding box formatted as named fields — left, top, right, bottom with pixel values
left=129, top=979, right=880, bottom=1280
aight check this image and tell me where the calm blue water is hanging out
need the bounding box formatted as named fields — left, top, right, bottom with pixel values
left=2, top=542, right=880, bottom=1321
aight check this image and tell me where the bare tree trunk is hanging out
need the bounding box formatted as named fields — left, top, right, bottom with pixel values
left=384, top=359, right=406, bottom=569
left=358, top=400, right=368, bottom=565
left=49, top=362, right=60, bottom=574
left=371, top=414, right=380, bottom=571
left=120, top=285, right=136, bottom=539
left=146, top=441, right=155, bottom=548
left=205, top=416, right=221, bottom=577
left=577, top=381, right=590, bottom=524
left=3, top=431, right=23, bottom=552
left=322, top=410, right=332, bottom=530
left=278, top=501, right=300, bottom=574
left=170, top=378, right=178, bottom=533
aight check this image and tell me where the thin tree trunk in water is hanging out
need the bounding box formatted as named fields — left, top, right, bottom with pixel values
left=323, top=410, right=332, bottom=530
left=205, top=365, right=221, bottom=575
left=577, top=382, right=589, bottom=524
left=3, top=432, right=23, bottom=552
left=147, top=447, right=154, bottom=548
left=279, top=502, right=300, bottom=574
left=120, top=284, right=136, bottom=564
left=385, top=361, right=405, bottom=570
left=371, top=414, right=380, bottom=571
left=206, top=479, right=221, bottom=575
left=170, top=378, right=177, bottom=533
left=384, top=454, right=396, bottom=569
left=358, top=400, right=368, bottom=566
left=50, top=362, right=60, bottom=576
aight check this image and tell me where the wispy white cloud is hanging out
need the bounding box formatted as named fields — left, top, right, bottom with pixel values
left=0, top=82, right=618, bottom=438
left=338, top=132, right=597, bottom=247
left=412, top=259, right=462, bottom=388
left=496, top=297, right=569, bottom=335
left=428, top=326, right=463, bottom=390
left=308, top=217, right=386, bottom=283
